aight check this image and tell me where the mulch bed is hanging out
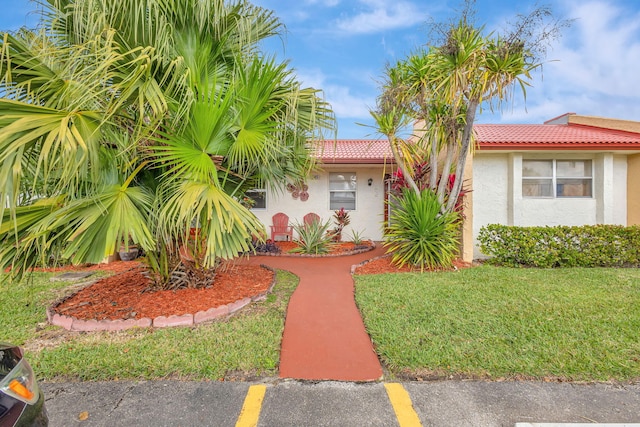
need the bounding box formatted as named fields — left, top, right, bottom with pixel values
left=52, top=262, right=273, bottom=321
left=48, top=242, right=471, bottom=322
left=354, top=255, right=471, bottom=274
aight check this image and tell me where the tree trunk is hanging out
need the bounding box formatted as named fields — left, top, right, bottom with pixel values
left=389, top=135, right=421, bottom=196
left=436, top=143, right=454, bottom=206
left=428, top=133, right=439, bottom=191
left=445, top=99, right=478, bottom=213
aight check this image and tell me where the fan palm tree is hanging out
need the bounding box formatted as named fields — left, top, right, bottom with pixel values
left=0, top=0, right=335, bottom=286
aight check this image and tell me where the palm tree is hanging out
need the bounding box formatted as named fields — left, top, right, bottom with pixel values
left=371, top=4, right=566, bottom=268
left=372, top=4, right=565, bottom=213
left=0, top=0, right=335, bottom=286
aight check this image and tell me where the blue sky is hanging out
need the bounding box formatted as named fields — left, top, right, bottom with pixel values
left=2, top=0, right=640, bottom=138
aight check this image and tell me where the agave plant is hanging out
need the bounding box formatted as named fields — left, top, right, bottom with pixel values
left=384, top=188, right=460, bottom=270
left=290, top=220, right=335, bottom=255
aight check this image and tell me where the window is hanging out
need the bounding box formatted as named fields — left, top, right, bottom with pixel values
left=329, top=172, right=356, bottom=210
left=522, top=160, right=592, bottom=198
left=245, top=189, right=266, bottom=209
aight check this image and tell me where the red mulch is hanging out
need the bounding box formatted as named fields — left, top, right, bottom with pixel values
left=274, top=240, right=372, bottom=254
left=50, top=241, right=470, bottom=322
left=354, top=255, right=471, bottom=275
left=53, top=263, right=273, bottom=321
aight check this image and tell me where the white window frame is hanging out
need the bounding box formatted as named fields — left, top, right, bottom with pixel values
left=522, top=159, right=593, bottom=199
left=329, top=172, right=357, bottom=210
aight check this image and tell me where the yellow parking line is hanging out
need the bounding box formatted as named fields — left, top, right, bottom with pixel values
left=235, top=384, right=267, bottom=427
left=384, top=383, right=423, bottom=427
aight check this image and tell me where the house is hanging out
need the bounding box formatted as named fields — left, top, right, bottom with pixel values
left=249, top=113, right=640, bottom=262
left=472, top=113, right=640, bottom=258
left=249, top=139, right=396, bottom=244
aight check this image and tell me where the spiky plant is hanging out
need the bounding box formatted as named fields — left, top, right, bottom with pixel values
left=384, top=189, right=460, bottom=270
left=291, top=219, right=335, bottom=255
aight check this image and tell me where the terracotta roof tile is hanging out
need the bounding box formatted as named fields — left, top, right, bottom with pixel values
left=314, top=139, right=394, bottom=163
left=313, top=122, right=640, bottom=165
left=474, top=124, right=640, bottom=150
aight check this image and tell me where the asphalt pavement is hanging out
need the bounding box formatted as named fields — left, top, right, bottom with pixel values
left=41, top=379, right=640, bottom=426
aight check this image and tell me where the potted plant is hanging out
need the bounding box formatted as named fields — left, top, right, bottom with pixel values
left=118, top=237, right=139, bottom=261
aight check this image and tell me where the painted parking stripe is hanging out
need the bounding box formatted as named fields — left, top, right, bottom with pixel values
left=235, top=384, right=266, bottom=427
left=384, top=383, right=423, bottom=427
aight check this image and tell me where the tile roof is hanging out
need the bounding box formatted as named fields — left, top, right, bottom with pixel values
left=314, top=139, right=394, bottom=163
left=313, top=121, right=640, bottom=165
left=474, top=123, right=640, bottom=150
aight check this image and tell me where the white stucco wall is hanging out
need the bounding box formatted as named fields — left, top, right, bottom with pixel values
left=613, top=155, right=628, bottom=225
left=250, top=165, right=388, bottom=242
left=472, top=154, right=509, bottom=243
left=472, top=152, right=629, bottom=258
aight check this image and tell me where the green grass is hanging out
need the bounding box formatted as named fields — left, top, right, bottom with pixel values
left=355, top=266, right=640, bottom=382
left=0, top=272, right=96, bottom=344
left=7, top=265, right=640, bottom=382
left=2, top=270, right=298, bottom=381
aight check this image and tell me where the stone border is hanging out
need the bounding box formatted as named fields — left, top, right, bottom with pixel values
left=47, top=264, right=277, bottom=332
left=256, top=241, right=376, bottom=257
left=350, top=252, right=390, bottom=275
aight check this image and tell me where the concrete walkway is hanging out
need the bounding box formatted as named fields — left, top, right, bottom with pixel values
left=243, top=245, right=386, bottom=381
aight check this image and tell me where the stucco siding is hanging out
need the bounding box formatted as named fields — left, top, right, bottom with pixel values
left=517, top=199, right=597, bottom=225
left=251, top=166, right=388, bottom=241
left=472, top=151, right=630, bottom=258
left=628, top=154, right=640, bottom=225
left=472, top=154, right=510, bottom=257
left=612, top=155, right=628, bottom=225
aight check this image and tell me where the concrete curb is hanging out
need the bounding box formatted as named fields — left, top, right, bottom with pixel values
left=48, top=264, right=278, bottom=332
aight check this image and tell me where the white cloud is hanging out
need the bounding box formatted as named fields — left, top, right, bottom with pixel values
left=492, top=0, right=640, bottom=124
left=549, top=0, right=640, bottom=97
left=296, top=68, right=375, bottom=119
left=305, top=0, right=341, bottom=6
left=334, top=0, right=424, bottom=34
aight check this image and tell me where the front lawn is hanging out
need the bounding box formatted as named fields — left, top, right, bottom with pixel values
left=1, top=270, right=298, bottom=381
left=355, top=266, right=640, bottom=382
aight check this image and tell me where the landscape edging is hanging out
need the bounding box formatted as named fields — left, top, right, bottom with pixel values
left=256, top=241, right=375, bottom=257
left=47, top=264, right=277, bottom=332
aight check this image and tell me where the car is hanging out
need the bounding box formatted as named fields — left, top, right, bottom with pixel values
left=0, top=342, right=48, bottom=427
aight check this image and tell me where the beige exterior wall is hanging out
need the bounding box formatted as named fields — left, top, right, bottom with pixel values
left=629, top=154, right=640, bottom=225
left=460, top=154, right=474, bottom=263
left=568, top=114, right=640, bottom=133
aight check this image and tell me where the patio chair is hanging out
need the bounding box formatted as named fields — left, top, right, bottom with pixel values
left=270, top=212, right=293, bottom=241
left=303, top=212, right=321, bottom=227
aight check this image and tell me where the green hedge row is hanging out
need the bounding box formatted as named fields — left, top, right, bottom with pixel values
left=478, top=224, right=640, bottom=268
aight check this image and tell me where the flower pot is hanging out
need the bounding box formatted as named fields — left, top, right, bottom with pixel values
left=119, top=246, right=139, bottom=261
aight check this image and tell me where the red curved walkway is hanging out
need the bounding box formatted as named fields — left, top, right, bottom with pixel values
left=244, top=246, right=386, bottom=382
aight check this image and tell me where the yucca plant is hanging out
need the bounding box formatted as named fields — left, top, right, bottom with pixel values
left=384, top=188, right=460, bottom=270
left=290, top=220, right=335, bottom=255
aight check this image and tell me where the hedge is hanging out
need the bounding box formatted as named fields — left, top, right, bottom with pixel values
left=477, top=224, right=640, bottom=268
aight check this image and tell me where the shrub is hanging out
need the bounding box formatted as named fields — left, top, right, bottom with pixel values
left=384, top=189, right=460, bottom=270
left=478, top=224, right=640, bottom=268
left=252, top=239, right=281, bottom=255
left=291, top=219, right=335, bottom=255
left=330, top=208, right=351, bottom=241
